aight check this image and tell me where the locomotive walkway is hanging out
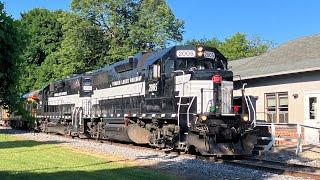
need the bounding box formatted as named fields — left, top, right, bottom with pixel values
left=0, top=127, right=319, bottom=179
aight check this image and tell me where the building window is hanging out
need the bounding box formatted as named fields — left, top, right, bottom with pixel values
left=309, top=97, right=317, bottom=120
left=266, top=93, right=277, bottom=123
left=265, top=92, right=289, bottom=123
left=278, top=92, right=288, bottom=123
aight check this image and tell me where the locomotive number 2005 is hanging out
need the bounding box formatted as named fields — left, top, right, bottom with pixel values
left=176, top=50, right=196, bottom=58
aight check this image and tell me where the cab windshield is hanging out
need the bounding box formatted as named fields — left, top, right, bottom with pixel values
left=175, top=58, right=225, bottom=71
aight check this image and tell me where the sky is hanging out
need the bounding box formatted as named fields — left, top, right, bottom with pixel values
left=2, top=0, right=320, bottom=45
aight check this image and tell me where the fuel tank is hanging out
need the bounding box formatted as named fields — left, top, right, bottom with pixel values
left=101, top=124, right=132, bottom=142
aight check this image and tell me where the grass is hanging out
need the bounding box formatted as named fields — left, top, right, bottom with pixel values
left=0, top=133, right=175, bottom=180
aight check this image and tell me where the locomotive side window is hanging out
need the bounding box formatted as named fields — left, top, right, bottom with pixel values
left=70, top=79, right=80, bottom=94
left=164, top=60, right=174, bottom=77
left=55, top=81, right=65, bottom=93
left=83, top=77, right=91, bottom=84
left=215, top=58, right=226, bottom=70
left=93, top=72, right=108, bottom=89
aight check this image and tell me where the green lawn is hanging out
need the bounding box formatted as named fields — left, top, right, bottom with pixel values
left=0, top=133, right=175, bottom=180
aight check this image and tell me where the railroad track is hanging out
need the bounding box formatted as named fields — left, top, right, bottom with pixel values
left=224, top=157, right=320, bottom=179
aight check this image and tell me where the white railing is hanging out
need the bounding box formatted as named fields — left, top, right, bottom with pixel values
left=256, top=122, right=320, bottom=155
left=241, top=83, right=257, bottom=127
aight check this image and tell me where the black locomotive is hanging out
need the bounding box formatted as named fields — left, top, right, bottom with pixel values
left=34, top=45, right=257, bottom=155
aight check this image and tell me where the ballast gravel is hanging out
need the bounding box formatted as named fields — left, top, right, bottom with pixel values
left=0, top=127, right=307, bottom=179
left=262, top=148, right=320, bottom=168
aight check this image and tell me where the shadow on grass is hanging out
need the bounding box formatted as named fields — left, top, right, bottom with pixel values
left=0, top=127, right=30, bottom=135
left=0, top=140, right=66, bottom=149
left=0, top=165, right=173, bottom=180
left=0, top=127, right=67, bottom=149
left=0, top=157, right=316, bottom=180
left=7, top=160, right=130, bottom=174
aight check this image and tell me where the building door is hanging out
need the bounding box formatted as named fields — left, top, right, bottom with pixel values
left=304, top=93, right=320, bottom=144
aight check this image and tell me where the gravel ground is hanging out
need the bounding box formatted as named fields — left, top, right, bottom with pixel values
left=261, top=146, right=320, bottom=168
left=0, top=127, right=308, bottom=180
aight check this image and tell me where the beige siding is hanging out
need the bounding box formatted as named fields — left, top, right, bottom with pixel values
left=234, top=71, right=320, bottom=124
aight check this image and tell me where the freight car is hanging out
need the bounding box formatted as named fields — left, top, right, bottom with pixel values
left=34, top=45, right=257, bottom=155
left=0, top=91, right=39, bottom=128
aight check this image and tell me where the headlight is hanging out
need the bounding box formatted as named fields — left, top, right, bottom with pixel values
left=197, top=46, right=204, bottom=52
left=242, top=114, right=249, bottom=121
left=197, top=51, right=204, bottom=57
left=197, top=46, right=204, bottom=57
left=199, top=115, right=207, bottom=121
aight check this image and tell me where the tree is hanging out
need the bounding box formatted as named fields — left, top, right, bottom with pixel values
left=71, top=0, right=184, bottom=62
left=19, top=8, right=64, bottom=91
left=0, top=2, right=22, bottom=108
left=186, top=33, right=273, bottom=60
left=219, top=32, right=272, bottom=60
left=128, top=0, right=184, bottom=49
left=49, top=12, right=109, bottom=79
left=185, top=38, right=221, bottom=48
left=17, top=0, right=183, bottom=92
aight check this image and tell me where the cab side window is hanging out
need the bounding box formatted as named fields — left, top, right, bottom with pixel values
left=164, top=60, right=174, bottom=77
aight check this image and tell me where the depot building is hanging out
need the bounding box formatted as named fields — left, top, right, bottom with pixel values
left=230, top=35, right=320, bottom=143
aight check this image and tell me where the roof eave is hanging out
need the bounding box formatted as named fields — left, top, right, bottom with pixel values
left=234, top=67, right=320, bottom=81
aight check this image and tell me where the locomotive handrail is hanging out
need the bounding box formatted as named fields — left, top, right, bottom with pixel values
left=242, top=83, right=251, bottom=125
left=74, top=107, right=80, bottom=128
left=177, top=97, right=182, bottom=129
left=95, top=92, right=141, bottom=101
left=256, top=122, right=303, bottom=126
left=247, top=95, right=256, bottom=127
left=71, top=107, right=76, bottom=127
left=173, top=70, right=186, bottom=96
left=187, top=96, right=196, bottom=127
left=175, top=95, right=197, bottom=128
left=145, top=96, right=173, bottom=100
left=241, top=83, right=256, bottom=127
left=92, top=93, right=142, bottom=117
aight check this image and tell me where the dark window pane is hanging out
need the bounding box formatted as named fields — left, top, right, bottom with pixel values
left=279, top=112, right=288, bottom=123
left=309, top=97, right=317, bottom=120
left=266, top=112, right=276, bottom=123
